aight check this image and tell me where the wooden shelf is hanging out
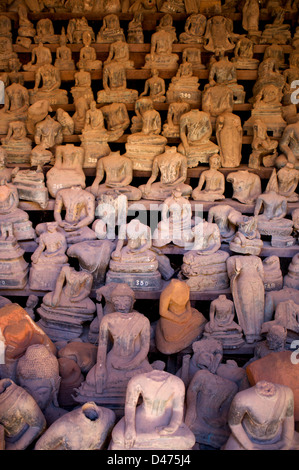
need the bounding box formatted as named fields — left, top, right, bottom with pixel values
left=19, top=69, right=258, bottom=82
left=13, top=43, right=295, bottom=54
left=0, top=279, right=232, bottom=300
left=4, top=133, right=255, bottom=145
left=18, top=238, right=298, bottom=258
left=47, top=102, right=253, bottom=112
left=18, top=196, right=299, bottom=214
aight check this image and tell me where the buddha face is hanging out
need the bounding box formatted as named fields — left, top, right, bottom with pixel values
left=193, top=349, right=218, bottom=371
left=112, top=295, right=134, bottom=314
left=209, top=154, right=221, bottom=170
left=46, top=221, right=58, bottom=233
left=18, top=377, right=59, bottom=410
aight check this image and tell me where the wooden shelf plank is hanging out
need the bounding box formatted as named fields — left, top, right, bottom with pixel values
left=0, top=280, right=232, bottom=300
left=19, top=68, right=258, bottom=81
left=13, top=42, right=295, bottom=55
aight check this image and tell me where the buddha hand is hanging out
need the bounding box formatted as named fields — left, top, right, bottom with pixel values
left=124, top=425, right=136, bottom=449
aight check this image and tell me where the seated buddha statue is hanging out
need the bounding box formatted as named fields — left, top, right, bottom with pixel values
left=204, top=295, right=244, bottom=349
left=155, top=279, right=207, bottom=355
left=143, top=29, right=179, bottom=71
left=23, top=41, right=52, bottom=72
left=104, top=39, right=134, bottom=69
left=106, top=219, right=162, bottom=291
left=139, top=146, right=192, bottom=200
left=87, top=151, right=142, bottom=201
left=192, top=154, right=225, bottom=202
left=1, top=120, right=32, bottom=164
left=37, top=265, right=96, bottom=342
left=77, top=31, right=102, bottom=72
left=109, top=370, right=195, bottom=450
left=0, top=181, right=35, bottom=241
left=178, top=109, right=219, bottom=168
left=97, top=62, right=138, bottom=104
left=29, top=63, right=68, bottom=106
left=74, top=283, right=156, bottom=407
left=125, top=107, right=167, bottom=171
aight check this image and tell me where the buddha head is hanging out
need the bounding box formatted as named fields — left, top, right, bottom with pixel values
left=209, top=153, right=221, bottom=170
left=16, top=344, right=61, bottom=410
left=191, top=337, right=223, bottom=373
left=111, top=283, right=135, bottom=314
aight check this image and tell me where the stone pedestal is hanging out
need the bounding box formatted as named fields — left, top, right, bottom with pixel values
left=37, top=294, right=96, bottom=342
left=179, top=250, right=230, bottom=292
left=244, top=107, right=287, bottom=137
left=106, top=260, right=162, bottom=291
left=125, top=135, right=167, bottom=171
left=12, top=170, right=49, bottom=209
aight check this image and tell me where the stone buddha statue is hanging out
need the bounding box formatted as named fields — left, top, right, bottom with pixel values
left=229, top=214, right=263, bottom=256
left=23, top=41, right=52, bottom=72
left=192, top=154, right=225, bottom=201
left=152, top=188, right=194, bottom=248
left=205, top=52, right=246, bottom=104
left=254, top=191, right=294, bottom=245
left=54, top=28, right=75, bottom=71
left=34, top=18, right=59, bottom=44
left=97, top=62, right=138, bottom=104
left=29, top=221, right=69, bottom=292
left=1, top=120, right=32, bottom=164
left=46, top=144, right=85, bottom=197
left=179, top=220, right=230, bottom=292
left=166, top=61, right=201, bottom=107
left=227, top=170, right=262, bottom=204
left=79, top=101, right=113, bottom=168
left=96, top=14, right=125, bottom=43
left=77, top=31, right=102, bottom=72
left=127, top=12, right=144, bottom=44
left=232, top=37, right=259, bottom=70
left=29, top=63, right=69, bottom=106
left=208, top=204, right=242, bottom=242
left=34, top=402, right=116, bottom=450
left=140, top=68, right=166, bottom=103
left=179, top=13, right=206, bottom=44
left=216, top=111, right=243, bottom=168
left=71, top=66, right=94, bottom=105
left=125, top=107, right=167, bottom=171
left=0, top=378, right=46, bottom=450
left=87, top=150, right=142, bottom=201
left=227, top=255, right=265, bottom=344
left=279, top=118, right=299, bottom=169
left=143, top=29, right=179, bottom=71
left=0, top=82, right=29, bottom=135
left=106, top=219, right=162, bottom=290
left=37, top=265, right=96, bottom=342
left=50, top=185, right=96, bottom=245
left=223, top=381, right=299, bottom=450
left=162, top=98, right=190, bottom=138
left=178, top=109, right=219, bottom=168
left=0, top=36, right=18, bottom=72
left=16, top=344, right=67, bottom=426
left=109, top=370, right=196, bottom=450
left=104, top=39, right=134, bottom=69
left=139, top=146, right=192, bottom=200
left=0, top=302, right=56, bottom=381
left=74, top=283, right=155, bottom=407
left=67, top=16, right=95, bottom=44
left=155, top=279, right=207, bottom=355
left=0, top=181, right=35, bottom=241
left=184, top=363, right=238, bottom=449
left=203, top=295, right=244, bottom=349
